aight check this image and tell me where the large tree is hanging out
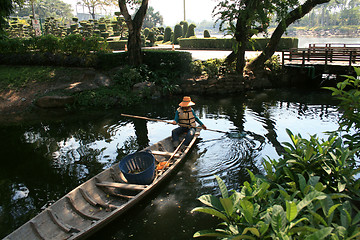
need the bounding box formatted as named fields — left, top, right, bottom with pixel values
left=143, top=6, right=163, bottom=29
left=78, top=0, right=117, bottom=19
left=14, top=0, right=73, bottom=21
left=214, top=0, right=331, bottom=74
left=0, top=0, right=23, bottom=35
left=248, top=0, right=331, bottom=71
left=118, top=0, right=148, bottom=66
left=214, top=0, right=294, bottom=73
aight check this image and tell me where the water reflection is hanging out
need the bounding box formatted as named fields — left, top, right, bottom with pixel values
left=0, top=89, right=341, bottom=239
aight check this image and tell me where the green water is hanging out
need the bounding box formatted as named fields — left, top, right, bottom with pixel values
left=0, top=89, right=340, bottom=239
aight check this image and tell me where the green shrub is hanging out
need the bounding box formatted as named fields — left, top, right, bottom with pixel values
left=180, top=21, right=188, bottom=38
left=147, top=31, right=156, bottom=44
left=192, top=174, right=360, bottom=239
left=185, top=23, right=196, bottom=38
left=173, top=24, right=183, bottom=44
left=107, top=40, right=127, bottom=50
left=156, top=35, right=164, bottom=41
left=35, top=34, right=60, bottom=53
left=192, top=129, right=360, bottom=239
left=203, top=30, right=210, bottom=38
left=324, top=67, right=360, bottom=152
left=179, top=37, right=298, bottom=50
left=143, top=28, right=150, bottom=38
left=163, top=26, right=172, bottom=42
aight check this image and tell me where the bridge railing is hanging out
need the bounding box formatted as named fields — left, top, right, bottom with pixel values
left=282, top=46, right=360, bottom=66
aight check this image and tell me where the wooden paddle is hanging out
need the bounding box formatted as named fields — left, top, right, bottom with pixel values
left=121, top=113, right=228, bottom=134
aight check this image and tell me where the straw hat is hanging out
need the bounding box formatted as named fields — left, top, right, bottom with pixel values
left=179, top=96, right=195, bottom=107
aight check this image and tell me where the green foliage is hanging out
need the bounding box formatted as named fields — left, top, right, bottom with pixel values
left=185, top=23, right=196, bottom=38
left=112, top=65, right=153, bottom=91
left=0, top=65, right=62, bottom=89
left=267, top=129, right=360, bottom=196
left=173, top=24, right=183, bottom=44
left=146, top=30, right=156, bottom=45
left=324, top=67, right=360, bottom=152
left=35, top=34, right=59, bottom=53
left=96, top=50, right=192, bottom=72
left=143, top=28, right=150, bottom=38
left=191, top=59, right=224, bottom=78
left=193, top=173, right=360, bottom=239
left=179, top=37, right=298, bottom=50
left=180, top=21, right=188, bottom=38
left=264, top=55, right=282, bottom=75
left=203, top=30, right=211, bottom=38
left=0, top=34, right=110, bottom=55
left=193, top=128, right=360, bottom=239
left=163, top=26, right=172, bottom=42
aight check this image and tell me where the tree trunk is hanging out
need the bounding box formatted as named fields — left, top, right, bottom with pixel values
left=119, top=0, right=149, bottom=66
left=247, top=0, right=330, bottom=71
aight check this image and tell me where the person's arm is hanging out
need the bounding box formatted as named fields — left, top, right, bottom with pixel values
left=172, top=110, right=179, bottom=125
left=192, top=109, right=207, bottom=129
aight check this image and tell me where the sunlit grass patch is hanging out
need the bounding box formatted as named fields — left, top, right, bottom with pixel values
left=0, top=66, right=65, bottom=89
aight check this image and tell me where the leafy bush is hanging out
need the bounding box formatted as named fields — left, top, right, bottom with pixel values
left=180, top=21, right=188, bottom=38
left=324, top=67, right=360, bottom=153
left=35, top=34, right=60, bottom=53
left=173, top=24, right=183, bottom=44
left=203, top=30, right=211, bottom=38
left=192, top=129, right=360, bottom=239
left=179, top=37, right=298, bottom=50
left=192, top=174, right=360, bottom=239
left=163, top=26, right=172, bottom=42
left=264, top=129, right=360, bottom=196
left=191, top=59, right=225, bottom=77
left=186, top=23, right=196, bottom=38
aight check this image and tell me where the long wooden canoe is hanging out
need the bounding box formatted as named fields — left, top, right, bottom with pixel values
left=4, top=130, right=200, bottom=240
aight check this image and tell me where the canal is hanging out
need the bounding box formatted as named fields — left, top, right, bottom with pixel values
left=0, top=89, right=341, bottom=239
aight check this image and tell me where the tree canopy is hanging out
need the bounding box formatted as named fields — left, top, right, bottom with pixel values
left=77, top=0, right=117, bottom=19
left=143, top=6, right=163, bottom=29
left=13, top=0, right=73, bottom=21
left=0, top=0, right=23, bottom=35
left=213, top=0, right=331, bottom=73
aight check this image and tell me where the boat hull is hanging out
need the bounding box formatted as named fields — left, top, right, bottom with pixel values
left=4, top=131, right=200, bottom=240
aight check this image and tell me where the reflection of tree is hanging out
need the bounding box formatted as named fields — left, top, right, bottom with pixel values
left=132, top=119, right=149, bottom=150
left=247, top=101, right=285, bottom=155
left=0, top=116, right=119, bottom=238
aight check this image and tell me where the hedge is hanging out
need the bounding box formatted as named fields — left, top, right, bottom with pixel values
left=179, top=37, right=298, bottom=51
left=96, top=50, right=192, bottom=71
left=107, top=40, right=127, bottom=50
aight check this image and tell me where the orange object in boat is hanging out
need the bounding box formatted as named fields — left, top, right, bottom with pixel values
left=156, top=161, right=169, bottom=170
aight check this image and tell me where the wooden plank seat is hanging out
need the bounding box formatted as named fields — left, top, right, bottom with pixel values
left=151, top=150, right=180, bottom=158
left=29, top=221, right=46, bottom=240
left=79, top=188, right=117, bottom=211
left=95, top=181, right=148, bottom=191
left=46, top=209, right=80, bottom=233
left=65, top=196, right=101, bottom=221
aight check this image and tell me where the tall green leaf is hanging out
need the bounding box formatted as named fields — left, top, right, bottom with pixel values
left=191, top=207, right=229, bottom=222
left=286, top=201, right=298, bottom=222
left=304, top=227, right=333, bottom=240
left=240, top=200, right=254, bottom=225
left=271, top=205, right=287, bottom=232
left=216, top=175, right=229, bottom=198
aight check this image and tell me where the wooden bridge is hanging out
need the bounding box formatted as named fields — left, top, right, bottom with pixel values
left=282, top=43, right=360, bottom=67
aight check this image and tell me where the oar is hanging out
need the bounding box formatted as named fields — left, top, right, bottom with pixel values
left=120, top=113, right=230, bottom=134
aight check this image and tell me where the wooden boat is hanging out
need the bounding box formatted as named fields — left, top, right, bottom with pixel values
left=4, top=130, right=200, bottom=240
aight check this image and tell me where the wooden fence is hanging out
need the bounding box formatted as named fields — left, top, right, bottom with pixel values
left=282, top=44, right=360, bottom=66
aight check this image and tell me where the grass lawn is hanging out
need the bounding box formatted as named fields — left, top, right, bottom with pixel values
left=0, top=65, right=78, bottom=89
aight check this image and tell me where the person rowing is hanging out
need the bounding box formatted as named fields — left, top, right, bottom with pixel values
left=171, top=96, right=207, bottom=147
